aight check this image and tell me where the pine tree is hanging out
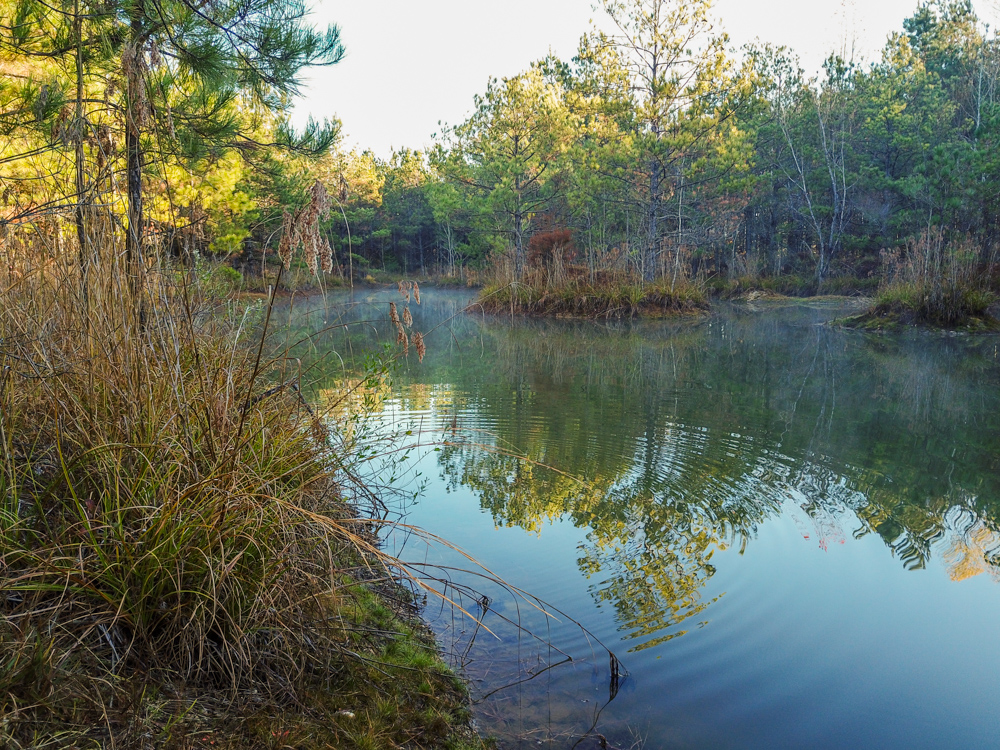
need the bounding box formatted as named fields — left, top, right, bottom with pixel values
left=1, top=0, right=344, bottom=278
left=115, top=0, right=344, bottom=274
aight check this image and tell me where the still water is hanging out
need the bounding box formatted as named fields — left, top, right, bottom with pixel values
left=286, top=288, right=1000, bottom=749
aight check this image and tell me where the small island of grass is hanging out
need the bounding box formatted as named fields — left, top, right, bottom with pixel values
left=474, top=233, right=709, bottom=319
left=837, top=230, right=999, bottom=332
left=480, top=277, right=708, bottom=318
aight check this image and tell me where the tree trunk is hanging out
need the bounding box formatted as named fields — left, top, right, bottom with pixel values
left=74, top=0, right=87, bottom=294
left=646, top=157, right=660, bottom=282
left=126, top=126, right=143, bottom=279
left=671, top=166, right=684, bottom=292
left=125, top=14, right=144, bottom=292
left=512, top=174, right=526, bottom=278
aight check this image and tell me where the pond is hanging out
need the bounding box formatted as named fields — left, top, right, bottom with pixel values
left=284, top=288, right=1000, bottom=749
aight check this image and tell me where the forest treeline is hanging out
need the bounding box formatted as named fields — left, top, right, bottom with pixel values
left=3, top=0, right=1000, bottom=299
left=428, top=0, right=1000, bottom=295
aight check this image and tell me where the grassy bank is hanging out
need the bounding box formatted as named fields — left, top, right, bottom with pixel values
left=0, top=227, right=487, bottom=748
left=839, top=287, right=999, bottom=331
left=838, top=230, right=999, bottom=331
left=479, top=278, right=708, bottom=319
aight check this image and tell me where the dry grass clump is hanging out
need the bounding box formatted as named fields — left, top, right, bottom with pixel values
left=479, top=240, right=708, bottom=319
left=479, top=277, right=707, bottom=319
left=0, top=219, right=483, bottom=748
left=861, top=229, right=998, bottom=329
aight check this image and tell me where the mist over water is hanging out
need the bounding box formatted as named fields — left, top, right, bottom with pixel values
left=291, top=289, right=1000, bottom=749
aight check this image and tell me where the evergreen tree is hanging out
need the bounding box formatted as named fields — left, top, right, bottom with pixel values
left=1, top=0, right=344, bottom=276
left=114, top=0, right=344, bottom=270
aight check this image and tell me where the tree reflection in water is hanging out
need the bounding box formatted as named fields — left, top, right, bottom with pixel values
left=416, top=305, right=1000, bottom=650
left=285, top=291, right=1000, bottom=652
left=281, top=291, right=1000, bottom=745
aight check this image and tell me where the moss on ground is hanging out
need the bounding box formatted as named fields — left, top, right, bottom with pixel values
left=2, top=574, right=489, bottom=750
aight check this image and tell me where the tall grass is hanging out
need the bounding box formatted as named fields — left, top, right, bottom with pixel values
left=0, top=214, right=481, bottom=747
left=480, top=247, right=707, bottom=319
left=873, top=229, right=996, bottom=327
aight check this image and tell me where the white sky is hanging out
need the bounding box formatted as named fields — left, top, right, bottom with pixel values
left=293, top=0, right=998, bottom=158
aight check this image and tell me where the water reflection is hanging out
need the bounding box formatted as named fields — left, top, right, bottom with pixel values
left=385, top=306, right=999, bottom=651
left=285, top=290, right=1000, bottom=747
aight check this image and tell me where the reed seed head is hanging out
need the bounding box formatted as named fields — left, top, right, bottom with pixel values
left=396, top=326, right=409, bottom=354
left=413, top=331, right=425, bottom=362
